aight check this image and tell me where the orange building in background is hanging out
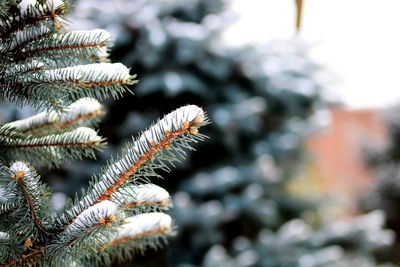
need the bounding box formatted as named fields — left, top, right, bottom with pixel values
left=292, top=107, right=388, bottom=212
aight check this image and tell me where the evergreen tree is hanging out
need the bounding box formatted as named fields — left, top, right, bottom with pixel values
left=70, top=0, right=395, bottom=266
left=0, top=0, right=208, bottom=266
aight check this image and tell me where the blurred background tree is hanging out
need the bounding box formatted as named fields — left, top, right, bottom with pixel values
left=0, top=0, right=395, bottom=266
left=360, top=104, right=400, bottom=265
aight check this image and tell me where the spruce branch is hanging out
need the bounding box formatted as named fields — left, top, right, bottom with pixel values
left=8, top=20, right=53, bottom=51
left=0, top=0, right=66, bottom=39
left=0, top=127, right=105, bottom=166
left=0, top=200, right=20, bottom=217
left=0, top=179, right=21, bottom=222
left=17, top=0, right=65, bottom=19
left=5, top=62, right=136, bottom=109
left=0, top=1, right=136, bottom=110
left=17, top=29, right=112, bottom=62
left=3, top=60, right=45, bottom=79
left=46, top=200, right=118, bottom=261
left=0, top=231, right=23, bottom=266
left=0, top=0, right=210, bottom=265
left=56, top=97, right=104, bottom=129
left=58, top=105, right=208, bottom=228
left=0, top=162, right=51, bottom=243
left=2, top=97, right=104, bottom=135
left=10, top=162, right=46, bottom=235
left=0, top=0, right=17, bottom=20
left=82, top=212, right=173, bottom=266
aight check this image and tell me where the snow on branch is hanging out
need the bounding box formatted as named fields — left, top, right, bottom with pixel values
left=63, top=200, right=117, bottom=236
left=19, top=62, right=129, bottom=84
left=95, top=104, right=206, bottom=201
left=4, top=127, right=102, bottom=149
left=15, top=62, right=135, bottom=102
left=0, top=1, right=211, bottom=265
left=77, top=63, right=132, bottom=85
left=3, top=109, right=58, bottom=133
left=5, top=161, right=51, bottom=239
left=0, top=127, right=104, bottom=166
left=9, top=161, right=31, bottom=180
left=3, top=98, right=104, bottom=133
left=59, top=98, right=104, bottom=126
left=47, top=200, right=118, bottom=259
left=0, top=0, right=66, bottom=39
left=114, top=183, right=170, bottom=209
left=0, top=232, right=9, bottom=240
left=0, top=2, right=134, bottom=110
left=18, top=0, right=65, bottom=18
left=110, top=212, right=172, bottom=246
left=9, top=162, right=44, bottom=233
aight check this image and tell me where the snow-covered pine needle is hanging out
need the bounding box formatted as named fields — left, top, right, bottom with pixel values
left=94, top=104, right=206, bottom=201
left=0, top=232, right=9, bottom=240
left=3, top=110, right=58, bottom=133
left=19, top=62, right=131, bottom=85
left=63, top=200, right=118, bottom=235
left=114, top=183, right=170, bottom=209
left=59, top=98, right=104, bottom=126
left=58, top=105, right=207, bottom=227
left=0, top=127, right=104, bottom=166
left=18, top=0, right=65, bottom=18
left=14, top=62, right=135, bottom=102
left=9, top=161, right=31, bottom=179
left=4, top=162, right=51, bottom=239
left=2, top=98, right=104, bottom=134
left=110, top=212, right=172, bottom=246
left=4, top=127, right=102, bottom=149
left=47, top=200, right=118, bottom=259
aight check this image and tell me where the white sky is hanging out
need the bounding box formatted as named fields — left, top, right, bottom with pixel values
left=223, top=0, right=400, bottom=108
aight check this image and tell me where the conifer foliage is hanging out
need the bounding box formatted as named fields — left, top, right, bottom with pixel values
left=360, top=105, right=400, bottom=264
left=69, top=0, right=396, bottom=266
left=0, top=0, right=208, bottom=265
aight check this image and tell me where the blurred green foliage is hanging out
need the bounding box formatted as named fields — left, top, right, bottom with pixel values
left=360, top=105, right=400, bottom=265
